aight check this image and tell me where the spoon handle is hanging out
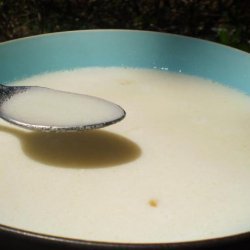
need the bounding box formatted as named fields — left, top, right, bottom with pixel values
left=0, top=84, right=7, bottom=90
left=0, top=84, right=12, bottom=93
left=0, top=84, right=28, bottom=105
left=0, top=84, right=10, bottom=104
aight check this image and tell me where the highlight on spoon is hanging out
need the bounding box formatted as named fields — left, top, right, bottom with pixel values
left=0, top=85, right=126, bottom=132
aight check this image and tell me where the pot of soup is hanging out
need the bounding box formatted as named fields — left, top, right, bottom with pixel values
left=0, top=30, right=249, bottom=249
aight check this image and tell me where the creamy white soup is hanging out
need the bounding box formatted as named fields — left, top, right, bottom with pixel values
left=0, top=67, right=250, bottom=243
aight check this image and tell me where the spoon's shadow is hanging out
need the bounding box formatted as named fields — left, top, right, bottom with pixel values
left=0, top=126, right=141, bottom=169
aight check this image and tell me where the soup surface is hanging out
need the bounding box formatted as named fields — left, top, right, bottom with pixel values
left=0, top=67, right=250, bottom=243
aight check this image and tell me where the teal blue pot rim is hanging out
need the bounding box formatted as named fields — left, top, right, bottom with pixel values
left=0, top=29, right=249, bottom=93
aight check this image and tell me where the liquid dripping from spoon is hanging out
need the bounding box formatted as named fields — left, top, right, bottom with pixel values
left=0, top=84, right=126, bottom=132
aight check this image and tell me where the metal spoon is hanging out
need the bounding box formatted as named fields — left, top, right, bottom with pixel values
left=0, top=84, right=126, bottom=132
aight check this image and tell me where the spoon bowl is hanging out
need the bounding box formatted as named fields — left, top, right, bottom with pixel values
left=0, top=84, right=126, bottom=132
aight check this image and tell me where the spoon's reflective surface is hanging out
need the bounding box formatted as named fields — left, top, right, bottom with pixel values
left=0, top=84, right=126, bottom=132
